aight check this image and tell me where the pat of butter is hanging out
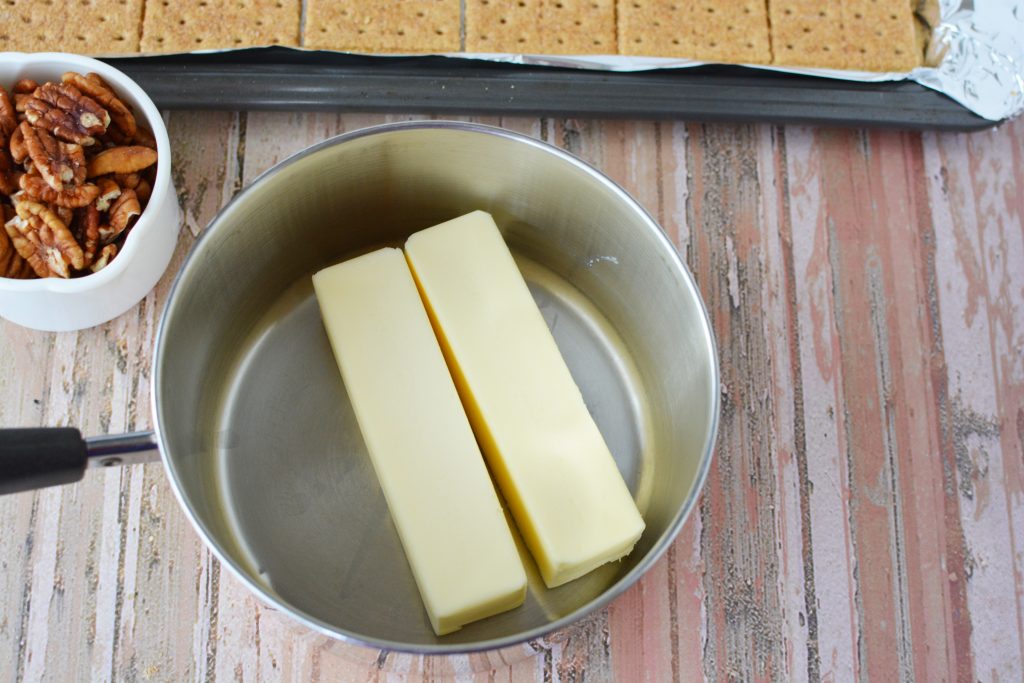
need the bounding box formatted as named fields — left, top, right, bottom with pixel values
left=405, top=212, right=645, bottom=588
left=312, top=248, right=526, bottom=635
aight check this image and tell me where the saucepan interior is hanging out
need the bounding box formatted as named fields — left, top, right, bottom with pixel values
left=153, top=122, right=718, bottom=653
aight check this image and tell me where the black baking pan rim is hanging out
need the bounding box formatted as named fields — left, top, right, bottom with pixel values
left=103, top=46, right=995, bottom=131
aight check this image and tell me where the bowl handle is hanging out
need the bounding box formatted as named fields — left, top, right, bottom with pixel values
left=0, top=429, right=159, bottom=495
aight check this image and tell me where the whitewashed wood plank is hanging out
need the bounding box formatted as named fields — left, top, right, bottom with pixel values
left=755, top=124, right=811, bottom=681
left=783, top=126, right=859, bottom=682
left=924, top=123, right=1024, bottom=681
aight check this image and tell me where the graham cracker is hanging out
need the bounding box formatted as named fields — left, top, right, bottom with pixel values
left=543, top=0, right=616, bottom=54
left=841, top=0, right=920, bottom=71
left=0, top=0, right=143, bottom=54
left=66, top=0, right=145, bottom=54
left=618, top=1, right=680, bottom=58
left=465, top=0, right=542, bottom=53
left=305, top=0, right=459, bottom=53
left=619, top=0, right=771, bottom=64
left=769, top=0, right=847, bottom=68
left=0, top=1, right=50, bottom=52
left=141, top=0, right=299, bottom=52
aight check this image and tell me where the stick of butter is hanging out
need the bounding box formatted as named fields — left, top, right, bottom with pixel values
left=312, top=248, right=526, bottom=635
left=405, top=212, right=645, bottom=588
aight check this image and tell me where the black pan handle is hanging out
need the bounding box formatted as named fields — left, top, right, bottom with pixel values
left=0, top=429, right=160, bottom=495
left=0, top=428, right=88, bottom=495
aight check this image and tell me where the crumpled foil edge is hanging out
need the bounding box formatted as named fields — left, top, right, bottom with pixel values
left=910, top=0, right=1024, bottom=121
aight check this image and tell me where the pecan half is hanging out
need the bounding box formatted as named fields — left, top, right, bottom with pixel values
left=72, top=204, right=101, bottom=266
left=112, top=172, right=140, bottom=189
left=141, top=163, right=157, bottom=187
left=12, top=79, right=39, bottom=95
left=90, top=243, right=117, bottom=273
left=62, top=72, right=136, bottom=140
left=0, top=235, right=35, bottom=278
left=7, top=200, right=84, bottom=277
left=85, top=73, right=114, bottom=91
left=0, top=205, right=34, bottom=278
left=83, top=138, right=113, bottom=159
left=94, top=177, right=121, bottom=211
left=0, top=145, right=21, bottom=196
left=20, top=122, right=87, bottom=191
left=101, top=188, right=139, bottom=244
left=0, top=86, right=16, bottom=138
left=25, top=82, right=109, bottom=146
left=87, top=146, right=157, bottom=178
left=9, top=125, right=27, bottom=164
left=53, top=204, right=74, bottom=227
left=134, top=178, right=152, bottom=204
left=103, top=125, right=130, bottom=146
left=132, top=125, right=157, bottom=150
left=20, top=173, right=99, bottom=208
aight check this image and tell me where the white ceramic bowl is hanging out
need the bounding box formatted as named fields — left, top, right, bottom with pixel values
left=0, top=52, right=180, bottom=332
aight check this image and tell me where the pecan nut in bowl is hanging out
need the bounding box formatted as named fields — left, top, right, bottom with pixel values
left=93, top=176, right=121, bottom=211
left=9, top=124, right=27, bottom=164
left=51, top=203, right=74, bottom=229
left=130, top=125, right=158, bottom=150
left=5, top=199, right=85, bottom=278
left=24, top=81, right=109, bottom=146
left=0, top=205, right=33, bottom=279
left=99, top=188, right=140, bottom=245
left=0, top=141, right=20, bottom=196
left=71, top=203, right=101, bottom=267
left=20, top=173, right=99, bottom=208
left=62, top=72, right=136, bottom=140
left=20, top=121, right=87, bottom=191
left=12, top=93, right=30, bottom=114
left=112, top=171, right=140, bottom=189
left=87, top=145, right=157, bottom=178
left=134, top=177, right=152, bottom=204
left=90, top=243, right=117, bottom=273
left=0, top=85, right=16, bottom=139
left=12, top=79, right=38, bottom=95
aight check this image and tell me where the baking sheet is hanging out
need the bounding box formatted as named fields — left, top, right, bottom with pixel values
left=94, top=0, right=1021, bottom=128
left=100, top=0, right=1023, bottom=124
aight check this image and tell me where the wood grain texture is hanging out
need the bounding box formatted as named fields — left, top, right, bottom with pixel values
left=1, top=113, right=1023, bottom=682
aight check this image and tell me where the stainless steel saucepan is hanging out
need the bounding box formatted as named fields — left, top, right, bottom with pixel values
left=0, top=122, right=719, bottom=654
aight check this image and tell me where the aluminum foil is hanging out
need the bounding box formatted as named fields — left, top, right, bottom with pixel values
left=913, top=0, right=1024, bottom=120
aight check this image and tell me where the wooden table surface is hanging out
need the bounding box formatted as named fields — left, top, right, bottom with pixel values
left=1, top=112, right=1022, bottom=682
